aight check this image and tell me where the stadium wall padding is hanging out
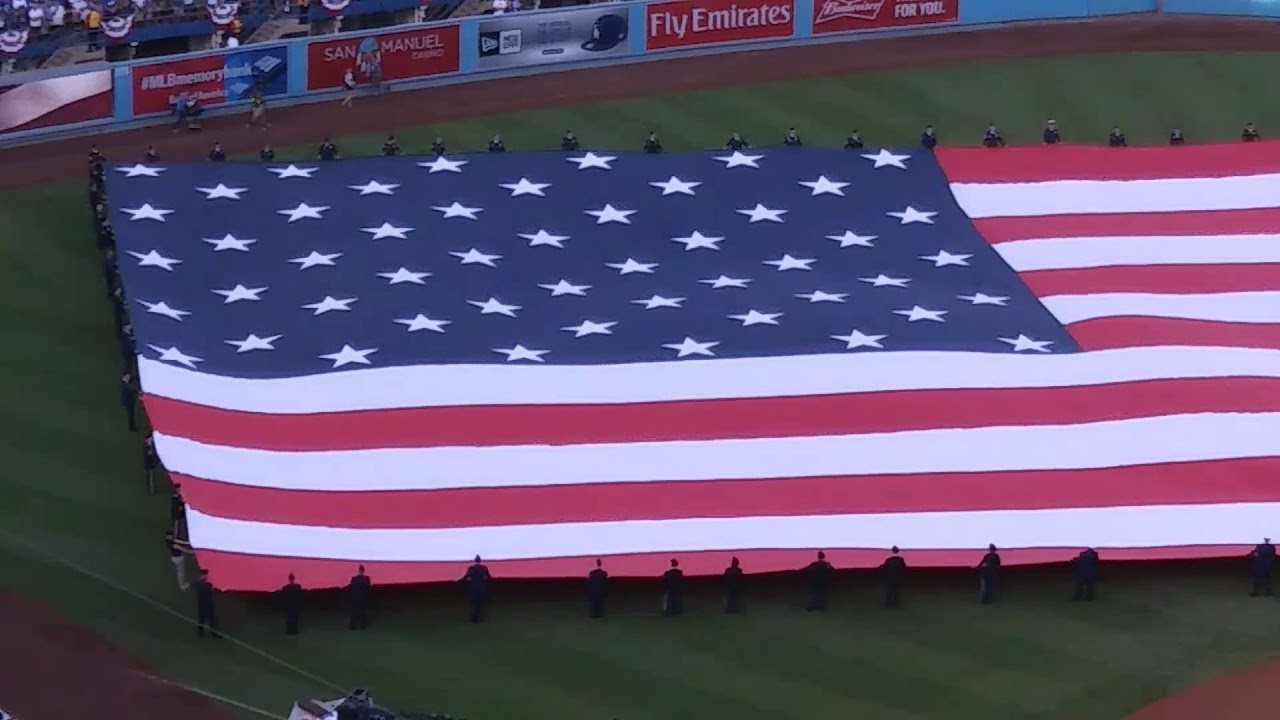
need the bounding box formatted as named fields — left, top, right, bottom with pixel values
left=5, top=0, right=1273, bottom=145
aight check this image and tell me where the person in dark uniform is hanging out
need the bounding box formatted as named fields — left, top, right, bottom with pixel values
left=208, top=142, right=227, bottom=162
left=89, top=144, right=103, bottom=166
left=1072, top=547, right=1099, bottom=601
left=461, top=555, right=491, bottom=623
left=803, top=551, right=834, bottom=611
left=977, top=544, right=1001, bottom=604
left=921, top=124, right=937, bottom=150
left=170, top=483, right=186, bottom=533
left=880, top=546, right=906, bottom=609
left=317, top=138, right=339, bottom=161
left=194, top=569, right=219, bottom=638
left=1242, top=122, right=1261, bottom=142
left=347, top=565, right=371, bottom=630
left=1108, top=126, right=1127, bottom=147
left=381, top=135, right=401, bottom=156
left=783, top=127, right=801, bottom=147
left=723, top=556, right=743, bottom=613
left=144, top=145, right=160, bottom=163
left=101, top=247, right=118, bottom=295
left=144, top=434, right=160, bottom=495
left=166, top=529, right=191, bottom=589
left=643, top=131, right=662, bottom=154
left=1248, top=538, right=1275, bottom=596
left=120, top=322, right=137, bottom=377
left=120, top=372, right=137, bottom=431
left=488, top=134, right=506, bottom=153
left=1043, top=119, right=1061, bottom=145
left=430, top=136, right=446, bottom=156
left=561, top=130, right=580, bottom=152
left=278, top=573, right=303, bottom=635
left=586, top=559, right=607, bottom=619
left=662, top=559, right=684, bottom=616
left=724, top=132, right=750, bottom=151
left=1169, top=129, right=1185, bottom=146
left=982, top=124, right=1005, bottom=148
left=259, top=144, right=275, bottom=162
left=844, top=130, right=864, bottom=150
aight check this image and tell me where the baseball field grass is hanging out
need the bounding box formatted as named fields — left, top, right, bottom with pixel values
left=2, top=50, right=1280, bottom=720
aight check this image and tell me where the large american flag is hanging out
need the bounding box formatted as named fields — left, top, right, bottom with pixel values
left=106, top=142, right=1280, bottom=592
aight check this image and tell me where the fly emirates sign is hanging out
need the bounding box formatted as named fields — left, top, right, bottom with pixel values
left=645, top=0, right=794, bottom=50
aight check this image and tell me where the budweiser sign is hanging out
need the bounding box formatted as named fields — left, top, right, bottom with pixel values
left=815, top=0, right=883, bottom=22
left=812, top=0, right=955, bottom=33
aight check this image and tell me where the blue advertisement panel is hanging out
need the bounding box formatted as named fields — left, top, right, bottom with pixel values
left=475, top=6, right=632, bottom=71
left=224, top=45, right=290, bottom=103
left=1163, top=0, right=1280, bottom=15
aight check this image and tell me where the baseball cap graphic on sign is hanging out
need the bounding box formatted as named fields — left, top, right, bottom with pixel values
left=581, top=13, right=626, bottom=52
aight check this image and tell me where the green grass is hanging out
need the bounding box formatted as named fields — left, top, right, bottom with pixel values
left=3, top=49, right=1280, bottom=720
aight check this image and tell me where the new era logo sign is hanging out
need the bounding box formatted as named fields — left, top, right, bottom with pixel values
left=480, top=35, right=498, bottom=53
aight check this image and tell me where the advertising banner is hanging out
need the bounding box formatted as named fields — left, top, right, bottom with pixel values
left=0, top=69, right=112, bottom=135
left=812, top=0, right=957, bottom=34
left=476, top=6, right=630, bottom=71
left=305, top=24, right=460, bottom=90
left=130, top=45, right=289, bottom=115
left=645, top=0, right=795, bottom=50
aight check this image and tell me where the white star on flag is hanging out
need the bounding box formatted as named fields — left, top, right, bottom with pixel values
left=451, top=248, right=502, bottom=267
left=202, top=234, right=255, bottom=252
left=432, top=202, right=483, bottom=219
left=129, top=250, right=181, bottom=270
left=267, top=165, right=318, bottom=179
left=117, top=164, right=164, bottom=177
left=999, top=334, right=1054, bottom=352
left=606, top=258, right=657, bottom=275
left=138, top=300, right=190, bottom=320
left=796, top=290, right=847, bottom=303
left=539, top=280, right=591, bottom=297
left=958, top=292, right=1010, bottom=306
left=650, top=176, right=701, bottom=196
left=713, top=151, right=763, bottom=168
left=562, top=320, right=617, bottom=337
left=320, top=345, right=377, bottom=368
left=798, top=176, right=849, bottom=196
left=289, top=251, right=341, bottom=269
left=469, top=297, right=521, bottom=317
left=492, top=345, right=549, bottom=362
left=585, top=204, right=635, bottom=224
left=861, top=149, right=911, bottom=169
left=302, top=296, right=357, bottom=315
left=633, top=295, right=684, bottom=309
left=671, top=231, right=723, bottom=251
left=278, top=202, right=329, bottom=222
left=122, top=204, right=173, bottom=221
left=349, top=180, right=399, bottom=196
left=920, top=250, right=972, bottom=267
left=830, top=330, right=887, bottom=350
left=663, top=337, right=719, bottom=358
left=195, top=184, right=247, bottom=200
left=701, top=275, right=751, bottom=289
left=737, top=203, right=787, bottom=223
left=888, top=206, right=937, bottom=225
left=567, top=152, right=616, bottom=170
left=149, top=345, right=202, bottom=368
left=417, top=156, right=468, bottom=173
left=519, top=230, right=569, bottom=248
left=395, top=315, right=451, bottom=333
left=894, top=305, right=948, bottom=322
left=826, top=231, right=876, bottom=248
left=377, top=268, right=431, bottom=285
left=361, top=222, right=413, bottom=240
left=728, top=310, right=782, bottom=326
left=860, top=274, right=911, bottom=288
left=762, top=254, right=814, bottom=271
left=225, top=334, right=282, bottom=353
left=500, top=178, right=550, bottom=197
left=213, top=285, right=267, bottom=303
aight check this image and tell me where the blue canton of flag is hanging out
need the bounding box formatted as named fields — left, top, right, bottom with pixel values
left=106, top=147, right=1079, bottom=378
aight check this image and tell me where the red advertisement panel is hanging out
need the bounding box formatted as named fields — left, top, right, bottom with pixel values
left=0, top=69, right=113, bottom=135
left=645, top=0, right=794, bottom=50
left=812, top=0, right=957, bottom=34
left=306, top=24, right=460, bottom=91
left=131, top=54, right=225, bottom=115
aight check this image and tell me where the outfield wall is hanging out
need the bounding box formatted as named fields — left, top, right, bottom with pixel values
left=0, top=0, right=1268, bottom=145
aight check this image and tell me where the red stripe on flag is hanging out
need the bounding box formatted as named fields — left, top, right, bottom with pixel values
left=195, top=544, right=1257, bottom=591
left=1020, top=264, right=1280, bottom=296
left=974, top=208, right=1280, bottom=244
left=173, top=457, right=1280, bottom=530
left=142, top=377, right=1280, bottom=450
left=1068, top=317, right=1280, bottom=351
left=936, top=141, right=1280, bottom=183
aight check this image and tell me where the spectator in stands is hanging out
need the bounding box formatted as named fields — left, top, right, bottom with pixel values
left=144, top=145, right=159, bottom=163
left=49, top=1, right=65, bottom=30
left=560, top=130, right=579, bottom=151
left=259, top=144, right=275, bottom=161
left=724, top=132, right=749, bottom=151
left=224, top=31, right=239, bottom=48
left=1169, top=128, right=1185, bottom=146
left=491, top=0, right=508, bottom=13
left=783, top=127, right=801, bottom=146
left=209, top=141, right=226, bottom=161
left=488, top=134, right=505, bottom=152
left=920, top=124, right=937, bottom=150
left=27, top=2, right=44, bottom=34
left=1108, top=126, right=1126, bottom=147
left=430, top=136, right=446, bottom=156
left=85, top=5, right=100, bottom=50
left=844, top=130, right=863, bottom=150
left=982, top=123, right=1005, bottom=148
left=1042, top=119, right=1060, bottom=144
left=318, top=137, right=338, bottom=161
left=382, top=134, right=400, bottom=156
left=643, top=131, right=662, bottom=154
left=1243, top=122, right=1261, bottom=142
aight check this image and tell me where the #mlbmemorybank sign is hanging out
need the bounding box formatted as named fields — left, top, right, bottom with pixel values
left=811, top=0, right=958, bottom=33
left=306, top=24, right=460, bottom=90
left=477, top=6, right=630, bottom=70
left=131, top=46, right=289, bottom=115
left=645, top=0, right=795, bottom=50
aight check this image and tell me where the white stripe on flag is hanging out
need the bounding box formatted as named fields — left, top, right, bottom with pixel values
left=1043, top=291, right=1280, bottom=324
left=951, top=173, right=1280, bottom=218
left=995, top=234, right=1280, bottom=272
